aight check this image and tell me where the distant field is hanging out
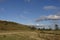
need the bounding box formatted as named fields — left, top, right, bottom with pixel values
left=0, top=30, right=60, bottom=40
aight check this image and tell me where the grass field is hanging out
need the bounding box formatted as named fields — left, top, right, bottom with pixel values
left=0, top=31, right=39, bottom=40
left=0, top=30, right=60, bottom=40
left=0, top=20, right=60, bottom=40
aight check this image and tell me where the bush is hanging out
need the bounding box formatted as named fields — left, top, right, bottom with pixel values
left=30, top=26, right=36, bottom=30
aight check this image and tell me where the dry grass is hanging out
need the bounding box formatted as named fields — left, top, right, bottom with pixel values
left=0, top=30, right=60, bottom=40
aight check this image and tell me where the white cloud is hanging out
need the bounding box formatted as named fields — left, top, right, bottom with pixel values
left=43, top=6, right=58, bottom=10
left=36, top=15, right=60, bottom=22
left=47, top=15, right=60, bottom=19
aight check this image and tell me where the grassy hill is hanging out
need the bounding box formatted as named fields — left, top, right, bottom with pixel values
left=0, top=20, right=60, bottom=40
left=0, top=20, right=31, bottom=31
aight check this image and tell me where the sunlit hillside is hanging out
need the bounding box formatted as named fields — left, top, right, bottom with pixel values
left=0, top=20, right=31, bottom=31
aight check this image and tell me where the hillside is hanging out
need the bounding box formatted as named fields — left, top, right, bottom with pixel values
left=0, top=20, right=60, bottom=40
left=0, top=20, right=31, bottom=30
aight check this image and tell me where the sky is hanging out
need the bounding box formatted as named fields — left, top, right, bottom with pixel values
left=0, top=0, right=60, bottom=26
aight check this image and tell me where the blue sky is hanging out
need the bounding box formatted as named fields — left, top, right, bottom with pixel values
left=0, top=0, right=60, bottom=25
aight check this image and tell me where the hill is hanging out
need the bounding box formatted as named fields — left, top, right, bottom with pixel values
left=0, top=20, right=31, bottom=31
left=0, top=20, right=60, bottom=40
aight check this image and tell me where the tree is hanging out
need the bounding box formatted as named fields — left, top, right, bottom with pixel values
left=31, top=26, right=36, bottom=30
left=42, top=27, right=45, bottom=30
left=55, top=24, right=59, bottom=30
left=38, top=28, right=41, bottom=30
